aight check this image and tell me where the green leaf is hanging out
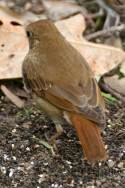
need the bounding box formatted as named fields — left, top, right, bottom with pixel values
left=101, top=92, right=117, bottom=104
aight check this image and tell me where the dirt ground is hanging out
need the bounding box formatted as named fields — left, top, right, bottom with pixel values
left=0, top=93, right=124, bottom=188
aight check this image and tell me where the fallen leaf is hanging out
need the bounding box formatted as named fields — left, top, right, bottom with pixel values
left=0, top=16, right=28, bottom=79
left=56, top=15, right=125, bottom=77
left=42, top=0, right=84, bottom=21
left=55, top=13, right=86, bottom=42
left=1, top=85, right=24, bottom=108
left=0, top=9, right=125, bottom=80
left=56, top=14, right=125, bottom=99
left=70, top=41, right=125, bottom=77
left=0, top=5, right=47, bottom=80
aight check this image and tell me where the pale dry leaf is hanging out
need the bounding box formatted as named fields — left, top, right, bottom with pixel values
left=120, top=61, right=125, bottom=74
left=42, top=0, right=84, bottom=21
left=56, top=14, right=125, bottom=96
left=1, top=85, right=24, bottom=108
left=56, top=16, right=125, bottom=77
left=70, top=41, right=125, bottom=77
left=0, top=7, right=125, bottom=81
left=55, top=13, right=86, bottom=42
left=0, top=16, right=28, bottom=79
left=0, top=5, right=47, bottom=80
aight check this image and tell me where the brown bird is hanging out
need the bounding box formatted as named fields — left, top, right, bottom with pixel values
left=23, top=20, right=107, bottom=164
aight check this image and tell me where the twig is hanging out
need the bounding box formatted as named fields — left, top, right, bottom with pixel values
left=85, top=24, right=125, bottom=40
left=0, top=85, right=24, bottom=108
left=99, top=80, right=125, bottom=103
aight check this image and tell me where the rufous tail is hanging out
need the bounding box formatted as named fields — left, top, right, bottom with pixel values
left=68, top=113, right=108, bottom=164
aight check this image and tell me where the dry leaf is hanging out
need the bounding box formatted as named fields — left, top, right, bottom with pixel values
left=55, top=14, right=86, bottom=42
left=56, top=14, right=125, bottom=98
left=55, top=15, right=125, bottom=77
left=0, top=5, right=47, bottom=80
left=42, top=0, right=84, bottom=21
left=1, top=85, right=24, bottom=108
left=0, top=8, right=125, bottom=80
left=70, top=41, right=125, bottom=77
left=0, top=17, right=28, bottom=79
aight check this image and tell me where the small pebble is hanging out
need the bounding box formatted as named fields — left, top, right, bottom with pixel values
left=12, top=128, right=16, bottom=133
left=30, top=161, right=34, bottom=165
left=96, top=180, right=101, bottom=186
left=79, top=180, right=83, bottom=185
left=9, top=168, right=14, bottom=177
left=63, top=171, right=67, bottom=174
left=58, top=185, right=63, bottom=188
left=12, top=156, right=16, bottom=161
left=17, top=167, right=22, bottom=171
left=108, top=159, right=115, bottom=168
left=99, top=162, right=102, bottom=166
left=0, top=166, right=6, bottom=174
left=3, top=154, right=9, bottom=161
left=107, top=124, right=112, bottom=128
left=26, top=147, right=30, bottom=151
left=12, top=144, right=15, bottom=149
left=118, top=162, right=124, bottom=168
left=38, top=174, right=46, bottom=183
left=69, top=180, right=74, bottom=187
left=43, top=162, right=48, bottom=166
left=51, top=183, right=59, bottom=188
left=66, top=160, right=71, bottom=165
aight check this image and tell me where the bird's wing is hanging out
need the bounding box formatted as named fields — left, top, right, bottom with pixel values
left=23, top=58, right=105, bottom=125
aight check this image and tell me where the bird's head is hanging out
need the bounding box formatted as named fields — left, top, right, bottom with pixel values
left=26, top=19, right=60, bottom=49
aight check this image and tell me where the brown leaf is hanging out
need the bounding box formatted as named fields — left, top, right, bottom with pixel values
left=1, top=85, right=24, bottom=108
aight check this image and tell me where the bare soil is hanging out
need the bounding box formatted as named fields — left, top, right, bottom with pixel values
left=0, top=94, right=124, bottom=188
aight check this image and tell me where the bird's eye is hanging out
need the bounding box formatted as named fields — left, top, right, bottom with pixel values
left=26, top=31, right=33, bottom=38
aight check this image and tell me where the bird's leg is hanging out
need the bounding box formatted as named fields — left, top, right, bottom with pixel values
left=35, top=96, right=64, bottom=150
left=49, top=119, right=64, bottom=149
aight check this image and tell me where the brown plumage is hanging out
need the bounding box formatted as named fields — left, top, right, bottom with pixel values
left=23, top=20, right=107, bottom=164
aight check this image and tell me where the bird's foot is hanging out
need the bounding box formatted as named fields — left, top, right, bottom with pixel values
left=47, top=124, right=64, bottom=150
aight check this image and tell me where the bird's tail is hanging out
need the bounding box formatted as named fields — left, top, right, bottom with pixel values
left=68, top=113, right=108, bottom=164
